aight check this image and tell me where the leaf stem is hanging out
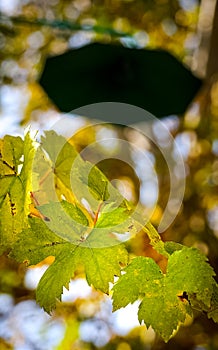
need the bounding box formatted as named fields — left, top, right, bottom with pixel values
left=4, top=15, right=132, bottom=38
left=140, top=221, right=169, bottom=258
left=39, top=168, right=52, bottom=187
left=93, top=201, right=104, bottom=226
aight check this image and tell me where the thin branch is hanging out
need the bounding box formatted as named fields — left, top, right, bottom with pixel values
left=1, top=15, right=132, bottom=38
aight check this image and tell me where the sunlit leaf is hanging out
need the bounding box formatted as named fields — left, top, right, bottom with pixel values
left=112, top=247, right=217, bottom=342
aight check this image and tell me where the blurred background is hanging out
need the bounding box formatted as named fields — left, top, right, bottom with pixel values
left=0, top=0, right=218, bottom=349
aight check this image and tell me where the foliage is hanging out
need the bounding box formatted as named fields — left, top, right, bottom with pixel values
left=0, top=130, right=218, bottom=343
left=0, top=0, right=218, bottom=348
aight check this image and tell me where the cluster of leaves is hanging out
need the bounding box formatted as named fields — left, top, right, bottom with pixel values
left=0, top=131, right=218, bottom=342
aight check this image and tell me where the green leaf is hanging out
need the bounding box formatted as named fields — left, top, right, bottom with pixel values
left=207, top=284, right=218, bottom=322
left=9, top=218, right=66, bottom=265
left=167, top=247, right=216, bottom=307
left=38, top=201, right=89, bottom=242
left=188, top=282, right=218, bottom=323
left=95, top=203, right=130, bottom=229
left=31, top=145, right=60, bottom=203
left=0, top=135, right=23, bottom=175
left=11, top=215, right=128, bottom=313
left=81, top=243, right=128, bottom=293
left=0, top=131, right=163, bottom=314
left=93, top=202, right=136, bottom=239
left=20, top=132, right=37, bottom=216
left=113, top=256, right=160, bottom=309
left=0, top=176, right=14, bottom=206
left=164, top=241, right=184, bottom=255
left=1, top=177, right=24, bottom=232
left=70, top=158, right=111, bottom=210
left=0, top=133, right=36, bottom=254
left=38, top=241, right=128, bottom=312
left=0, top=176, right=25, bottom=253
left=85, top=163, right=110, bottom=202
left=40, top=130, right=78, bottom=191
left=112, top=247, right=217, bottom=342
left=41, top=130, right=77, bottom=165
left=113, top=256, right=190, bottom=342
left=36, top=245, right=78, bottom=313
left=39, top=131, right=119, bottom=210
left=33, top=131, right=79, bottom=205
left=138, top=286, right=191, bottom=342
left=35, top=242, right=128, bottom=313
left=39, top=131, right=135, bottom=217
